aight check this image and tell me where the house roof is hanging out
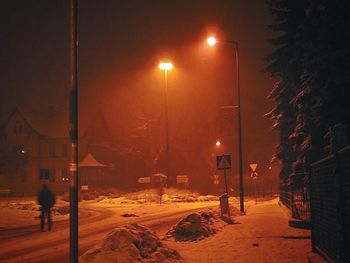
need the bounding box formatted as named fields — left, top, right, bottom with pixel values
left=0, top=106, right=114, bottom=140
left=79, top=153, right=112, bottom=168
left=0, top=108, right=44, bottom=136
left=82, top=107, right=113, bottom=145
left=0, top=107, right=68, bottom=138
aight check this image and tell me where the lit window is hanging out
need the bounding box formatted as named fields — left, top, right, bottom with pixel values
left=13, top=145, right=25, bottom=154
left=61, top=168, right=68, bottom=182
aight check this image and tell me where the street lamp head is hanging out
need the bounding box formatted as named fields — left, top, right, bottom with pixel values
left=215, top=140, right=221, bottom=147
left=159, top=62, right=173, bottom=70
left=207, top=36, right=217, bottom=46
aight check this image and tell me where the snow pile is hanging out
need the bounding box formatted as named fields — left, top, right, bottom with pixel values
left=52, top=205, right=70, bottom=215
left=121, top=213, right=139, bottom=218
left=0, top=201, right=39, bottom=211
left=0, top=201, right=69, bottom=215
left=80, top=223, right=183, bottom=263
left=98, top=189, right=218, bottom=205
left=166, top=211, right=217, bottom=241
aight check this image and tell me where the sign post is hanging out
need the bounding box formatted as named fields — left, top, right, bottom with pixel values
left=216, top=154, right=232, bottom=194
left=249, top=163, right=258, bottom=203
left=216, top=155, right=232, bottom=217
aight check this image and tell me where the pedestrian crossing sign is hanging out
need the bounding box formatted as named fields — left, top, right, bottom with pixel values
left=216, top=155, right=232, bottom=170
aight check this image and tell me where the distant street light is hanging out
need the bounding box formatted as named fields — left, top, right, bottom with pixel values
left=159, top=62, right=173, bottom=71
left=207, top=36, right=245, bottom=213
left=158, top=62, right=173, bottom=184
left=207, top=36, right=217, bottom=46
left=215, top=140, right=221, bottom=147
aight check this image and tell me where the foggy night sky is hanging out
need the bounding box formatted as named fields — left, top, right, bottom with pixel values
left=0, top=0, right=278, bottom=173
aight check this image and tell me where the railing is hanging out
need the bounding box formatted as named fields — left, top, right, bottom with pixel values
left=279, top=173, right=311, bottom=224
left=310, top=146, right=350, bottom=263
left=0, top=189, right=11, bottom=197
left=280, top=182, right=293, bottom=210
left=290, top=173, right=311, bottom=222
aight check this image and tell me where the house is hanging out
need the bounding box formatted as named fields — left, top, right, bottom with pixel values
left=0, top=106, right=158, bottom=196
left=0, top=108, right=69, bottom=196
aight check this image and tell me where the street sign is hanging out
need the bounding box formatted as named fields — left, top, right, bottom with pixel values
left=176, top=175, right=189, bottom=184
left=213, top=174, right=220, bottom=185
left=249, top=163, right=258, bottom=172
left=138, top=177, right=151, bottom=184
left=216, top=155, right=232, bottom=170
left=251, top=172, right=258, bottom=179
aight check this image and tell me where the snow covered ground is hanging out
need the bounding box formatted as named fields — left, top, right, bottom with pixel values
left=0, top=190, right=325, bottom=262
left=164, top=199, right=324, bottom=263
left=79, top=197, right=324, bottom=263
left=0, top=198, right=69, bottom=229
left=0, top=189, right=223, bottom=262
left=0, top=188, right=217, bottom=230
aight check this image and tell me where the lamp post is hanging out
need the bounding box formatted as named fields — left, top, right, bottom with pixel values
left=69, top=0, right=79, bottom=261
left=158, top=62, right=173, bottom=184
left=207, top=36, right=245, bottom=213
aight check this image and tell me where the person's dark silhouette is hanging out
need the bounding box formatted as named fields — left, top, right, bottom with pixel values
left=38, top=184, right=56, bottom=231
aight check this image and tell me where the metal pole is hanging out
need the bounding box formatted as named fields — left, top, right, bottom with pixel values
left=223, top=169, right=231, bottom=217
left=164, top=70, right=169, bottom=185
left=69, top=0, right=78, bottom=262
left=224, top=168, right=228, bottom=195
left=234, top=42, right=245, bottom=213
left=255, top=179, right=257, bottom=203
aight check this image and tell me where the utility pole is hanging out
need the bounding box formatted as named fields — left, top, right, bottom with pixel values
left=69, top=0, right=78, bottom=262
left=234, top=42, right=245, bottom=214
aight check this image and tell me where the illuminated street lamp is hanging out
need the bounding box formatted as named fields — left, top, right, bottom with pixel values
left=159, top=62, right=173, bottom=71
left=215, top=140, right=221, bottom=147
left=207, top=36, right=245, bottom=213
left=158, top=61, right=173, bottom=184
left=207, top=36, right=217, bottom=46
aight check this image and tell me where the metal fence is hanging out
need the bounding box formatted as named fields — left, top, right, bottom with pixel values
left=310, top=146, right=350, bottom=263
left=280, top=173, right=311, bottom=223
left=290, top=173, right=311, bottom=222
left=280, top=181, right=292, bottom=210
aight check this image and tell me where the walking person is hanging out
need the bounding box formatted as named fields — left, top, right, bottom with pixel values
left=38, top=184, right=56, bottom=231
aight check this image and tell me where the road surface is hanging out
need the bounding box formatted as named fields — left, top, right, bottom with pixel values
left=0, top=201, right=219, bottom=262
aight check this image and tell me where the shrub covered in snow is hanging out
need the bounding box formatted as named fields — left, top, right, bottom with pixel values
left=0, top=200, right=70, bottom=216
left=80, top=223, right=183, bottom=263
left=0, top=201, right=39, bottom=211
left=97, top=188, right=218, bottom=205
left=166, top=211, right=217, bottom=241
left=52, top=205, right=70, bottom=215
